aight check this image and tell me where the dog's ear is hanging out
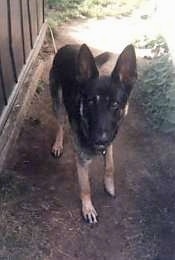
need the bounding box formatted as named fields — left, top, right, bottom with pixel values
left=76, top=44, right=99, bottom=82
left=111, top=44, right=137, bottom=85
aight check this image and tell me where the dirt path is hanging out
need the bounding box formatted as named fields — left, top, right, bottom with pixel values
left=2, top=18, right=175, bottom=260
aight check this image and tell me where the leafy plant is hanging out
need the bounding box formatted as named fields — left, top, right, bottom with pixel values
left=46, top=0, right=145, bottom=25
left=138, top=54, right=175, bottom=132
left=134, top=35, right=169, bottom=56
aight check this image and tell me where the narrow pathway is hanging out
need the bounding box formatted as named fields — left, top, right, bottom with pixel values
left=2, top=17, right=175, bottom=260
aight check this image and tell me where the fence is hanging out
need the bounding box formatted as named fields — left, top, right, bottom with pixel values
left=0, top=0, right=45, bottom=131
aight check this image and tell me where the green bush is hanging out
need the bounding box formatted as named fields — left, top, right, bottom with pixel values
left=138, top=55, right=175, bottom=133
left=46, top=0, right=144, bottom=24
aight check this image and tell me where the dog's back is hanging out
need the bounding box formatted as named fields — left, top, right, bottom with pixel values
left=50, top=45, right=80, bottom=115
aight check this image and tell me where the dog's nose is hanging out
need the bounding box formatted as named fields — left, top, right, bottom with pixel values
left=100, top=132, right=108, bottom=143
left=94, top=132, right=108, bottom=146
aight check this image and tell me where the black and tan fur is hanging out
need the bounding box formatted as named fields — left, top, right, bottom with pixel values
left=50, top=44, right=137, bottom=223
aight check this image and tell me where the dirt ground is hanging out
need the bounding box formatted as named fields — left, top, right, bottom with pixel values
left=1, top=18, right=175, bottom=260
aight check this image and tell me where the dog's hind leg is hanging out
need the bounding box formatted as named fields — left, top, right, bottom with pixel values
left=104, top=144, right=115, bottom=197
left=76, top=157, right=98, bottom=224
left=50, top=73, right=65, bottom=158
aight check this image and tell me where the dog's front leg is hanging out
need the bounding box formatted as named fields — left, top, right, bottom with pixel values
left=52, top=123, right=64, bottom=158
left=52, top=93, right=65, bottom=158
left=104, top=144, right=115, bottom=197
left=76, top=157, right=98, bottom=224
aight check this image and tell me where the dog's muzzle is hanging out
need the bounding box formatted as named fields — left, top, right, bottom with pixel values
left=94, top=144, right=107, bottom=156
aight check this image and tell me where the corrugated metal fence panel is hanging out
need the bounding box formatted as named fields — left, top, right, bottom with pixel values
left=0, top=0, right=44, bottom=118
left=21, top=0, right=32, bottom=60
left=0, top=82, right=4, bottom=114
left=10, top=0, right=24, bottom=77
left=0, top=0, right=16, bottom=99
left=0, top=59, right=5, bottom=113
left=37, top=0, right=44, bottom=30
left=29, top=0, right=38, bottom=47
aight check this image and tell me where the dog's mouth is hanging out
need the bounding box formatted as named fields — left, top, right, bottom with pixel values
left=93, top=144, right=107, bottom=156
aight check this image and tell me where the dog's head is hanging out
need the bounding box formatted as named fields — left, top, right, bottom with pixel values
left=76, top=44, right=137, bottom=153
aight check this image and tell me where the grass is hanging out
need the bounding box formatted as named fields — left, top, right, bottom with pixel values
left=46, top=0, right=145, bottom=26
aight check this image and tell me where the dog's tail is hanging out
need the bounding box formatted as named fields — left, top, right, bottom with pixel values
left=95, top=52, right=112, bottom=68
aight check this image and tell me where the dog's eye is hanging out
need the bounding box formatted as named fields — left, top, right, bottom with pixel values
left=111, top=101, right=119, bottom=110
left=87, top=99, right=94, bottom=106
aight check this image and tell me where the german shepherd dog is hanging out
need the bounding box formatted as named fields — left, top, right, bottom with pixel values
left=49, top=44, right=137, bottom=224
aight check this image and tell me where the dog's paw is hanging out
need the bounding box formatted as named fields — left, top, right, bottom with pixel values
left=82, top=201, right=98, bottom=224
left=51, top=142, right=63, bottom=158
left=104, top=176, right=116, bottom=197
